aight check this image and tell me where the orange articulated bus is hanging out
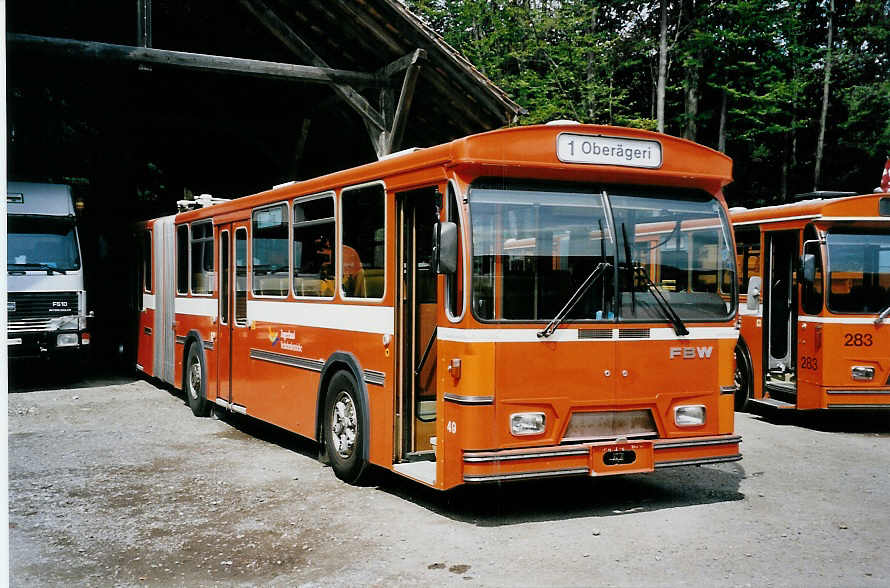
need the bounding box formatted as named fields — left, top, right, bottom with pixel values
left=135, top=123, right=741, bottom=491
left=730, top=192, right=890, bottom=411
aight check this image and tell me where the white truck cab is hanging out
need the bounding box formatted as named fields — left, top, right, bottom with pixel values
left=7, top=182, right=90, bottom=363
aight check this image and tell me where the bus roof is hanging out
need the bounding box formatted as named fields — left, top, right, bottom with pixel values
left=176, top=124, right=733, bottom=223
left=730, top=192, right=890, bottom=226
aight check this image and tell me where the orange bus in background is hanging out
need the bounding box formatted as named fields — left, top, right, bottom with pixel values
left=731, top=193, right=890, bottom=411
left=135, top=123, right=741, bottom=491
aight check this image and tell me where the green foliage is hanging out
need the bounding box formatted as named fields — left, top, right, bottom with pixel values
left=407, top=0, right=890, bottom=205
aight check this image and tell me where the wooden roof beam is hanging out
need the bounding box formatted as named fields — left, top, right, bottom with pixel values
left=239, top=0, right=386, bottom=142
left=384, top=49, right=425, bottom=156
left=7, top=33, right=382, bottom=88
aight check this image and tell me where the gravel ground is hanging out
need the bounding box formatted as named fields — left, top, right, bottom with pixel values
left=8, top=369, right=890, bottom=587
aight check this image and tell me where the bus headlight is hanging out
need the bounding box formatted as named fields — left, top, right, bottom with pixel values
left=57, top=333, right=80, bottom=347
left=510, top=412, right=546, bottom=436
left=674, top=405, right=706, bottom=427
left=851, top=366, right=875, bottom=381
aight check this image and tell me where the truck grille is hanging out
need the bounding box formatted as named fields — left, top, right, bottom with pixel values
left=9, top=318, right=54, bottom=333
left=8, top=291, right=78, bottom=321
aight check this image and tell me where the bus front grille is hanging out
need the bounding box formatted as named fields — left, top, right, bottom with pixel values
left=562, top=410, right=657, bottom=443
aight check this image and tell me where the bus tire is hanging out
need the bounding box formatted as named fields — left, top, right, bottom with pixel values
left=734, top=342, right=753, bottom=412
left=185, top=343, right=210, bottom=417
left=323, top=370, right=368, bottom=484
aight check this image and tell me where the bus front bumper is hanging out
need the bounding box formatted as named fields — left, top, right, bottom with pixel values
left=461, top=434, right=741, bottom=483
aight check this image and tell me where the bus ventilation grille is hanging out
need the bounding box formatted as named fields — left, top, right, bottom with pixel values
left=578, top=329, right=612, bottom=339
left=618, top=328, right=651, bottom=339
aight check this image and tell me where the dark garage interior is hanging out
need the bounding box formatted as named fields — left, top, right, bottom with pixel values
left=7, top=0, right=521, bottom=369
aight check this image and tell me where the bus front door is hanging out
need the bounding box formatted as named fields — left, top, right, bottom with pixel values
left=397, top=188, right=439, bottom=461
left=216, top=226, right=232, bottom=404
left=764, top=230, right=798, bottom=402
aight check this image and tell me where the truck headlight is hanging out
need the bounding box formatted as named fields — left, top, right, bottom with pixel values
left=674, top=405, right=706, bottom=427
left=53, top=315, right=86, bottom=331
left=510, top=412, right=546, bottom=436
left=57, top=333, right=80, bottom=347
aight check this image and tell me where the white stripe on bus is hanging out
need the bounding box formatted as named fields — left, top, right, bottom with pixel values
left=143, top=293, right=156, bottom=310
left=438, top=326, right=738, bottom=343
left=174, top=296, right=218, bottom=318
left=247, top=300, right=394, bottom=334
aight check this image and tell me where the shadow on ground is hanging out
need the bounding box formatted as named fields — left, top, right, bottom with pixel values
left=746, top=405, right=890, bottom=435
left=376, top=460, right=745, bottom=526
left=8, top=358, right=138, bottom=393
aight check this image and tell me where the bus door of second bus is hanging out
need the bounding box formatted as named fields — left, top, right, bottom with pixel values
left=764, top=230, right=798, bottom=399
left=216, top=225, right=232, bottom=404
left=396, top=188, right=439, bottom=461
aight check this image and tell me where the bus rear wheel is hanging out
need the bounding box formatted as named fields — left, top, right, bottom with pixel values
left=185, top=344, right=210, bottom=417
left=323, top=371, right=368, bottom=484
left=734, top=343, right=752, bottom=412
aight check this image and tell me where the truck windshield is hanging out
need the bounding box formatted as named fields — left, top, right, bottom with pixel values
left=469, top=182, right=735, bottom=322
left=826, top=229, right=890, bottom=313
left=8, top=216, right=81, bottom=271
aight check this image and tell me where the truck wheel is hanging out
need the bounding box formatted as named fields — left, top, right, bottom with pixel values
left=323, top=371, right=368, bottom=484
left=734, top=343, right=752, bottom=412
left=185, top=344, right=210, bottom=417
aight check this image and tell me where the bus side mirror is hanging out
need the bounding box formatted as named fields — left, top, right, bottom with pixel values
left=746, top=276, right=762, bottom=311
left=800, top=253, right=816, bottom=286
left=433, top=221, right=458, bottom=274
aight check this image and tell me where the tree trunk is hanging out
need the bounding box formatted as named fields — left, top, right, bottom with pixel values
left=586, top=6, right=598, bottom=121
left=683, top=66, right=699, bottom=140
left=814, top=0, right=834, bottom=191
left=657, top=0, right=667, bottom=133
left=717, top=87, right=727, bottom=152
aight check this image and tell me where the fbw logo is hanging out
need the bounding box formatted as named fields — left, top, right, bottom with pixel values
left=669, top=346, right=713, bottom=359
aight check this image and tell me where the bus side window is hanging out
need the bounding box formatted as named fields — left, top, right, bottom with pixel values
left=341, top=183, right=385, bottom=299
left=801, top=225, right=824, bottom=315
left=252, top=203, right=289, bottom=297
left=191, top=221, right=215, bottom=295
left=446, top=184, right=464, bottom=319
left=177, top=224, right=189, bottom=295
left=235, top=228, right=248, bottom=325
left=735, top=228, right=760, bottom=294
left=293, top=194, right=335, bottom=298
left=143, top=230, right=152, bottom=292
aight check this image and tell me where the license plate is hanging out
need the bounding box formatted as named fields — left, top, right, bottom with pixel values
left=589, top=440, right=654, bottom=476
left=8, top=338, right=22, bottom=345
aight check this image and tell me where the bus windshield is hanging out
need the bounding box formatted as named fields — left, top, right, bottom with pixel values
left=826, top=230, right=890, bottom=313
left=7, top=216, right=81, bottom=271
left=469, top=183, right=735, bottom=323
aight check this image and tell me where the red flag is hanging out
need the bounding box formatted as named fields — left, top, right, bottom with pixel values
left=882, top=158, right=890, bottom=193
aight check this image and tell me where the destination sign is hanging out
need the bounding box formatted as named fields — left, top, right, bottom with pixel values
left=556, top=133, right=662, bottom=169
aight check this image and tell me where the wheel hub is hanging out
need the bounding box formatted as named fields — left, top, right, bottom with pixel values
left=330, top=391, right=357, bottom=458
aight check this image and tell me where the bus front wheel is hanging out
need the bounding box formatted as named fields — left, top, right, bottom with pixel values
left=734, top=343, right=753, bottom=412
left=323, top=370, right=368, bottom=484
left=185, top=344, right=210, bottom=417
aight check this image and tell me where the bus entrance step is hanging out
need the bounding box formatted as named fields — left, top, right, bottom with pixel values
left=751, top=397, right=796, bottom=409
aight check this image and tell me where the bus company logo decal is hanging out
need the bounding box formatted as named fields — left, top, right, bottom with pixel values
left=267, top=328, right=303, bottom=352
left=266, top=328, right=280, bottom=346
left=669, top=346, right=713, bottom=359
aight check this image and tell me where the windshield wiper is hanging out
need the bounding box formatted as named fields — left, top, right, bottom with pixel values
left=631, top=263, right=689, bottom=336
left=9, top=263, right=66, bottom=275
left=875, top=304, right=890, bottom=326
left=537, top=262, right=611, bottom=338
left=621, top=223, right=635, bottom=315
